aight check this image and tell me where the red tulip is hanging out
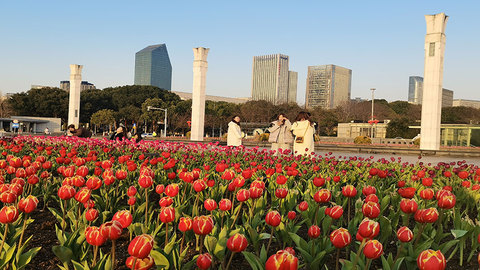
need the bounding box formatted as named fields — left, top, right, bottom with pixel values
left=125, top=255, right=154, bottom=270
left=127, top=186, right=137, bottom=197
left=138, top=175, right=153, bottom=188
left=219, top=199, right=232, bottom=211
left=287, top=211, right=296, bottom=220
left=362, top=201, right=380, bottom=219
left=437, top=194, right=456, bottom=209
left=85, top=208, right=99, bottom=222
left=342, top=185, right=357, bottom=197
left=364, top=194, right=379, bottom=203
left=128, top=196, right=136, bottom=205
left=196, top=253, right=212, bottom=270
left=363, top=240, right=383, bottom=259
left=265, top=249, right=298, bottom=270
left=325, top=205, right=343, bottom=219
left=178, top=217, right=193, bottom=232
left=397, top=226, right=413, bottom=242
left=308, top=225, right=321, bottom=239
left=249, top=187, right=263, bottom=199
left=275, top=188, right=288, bottom=199
left=85, top=226, right=107, bottom=246
left=0, top=206, right=19, bottom=223
left=298, top=201, right=308, bottom=211
left=113, top=210, right=133, bottom=228
left=236, top=189, right=250, bottom=202
left=414, top=208, right=439, bottom=223
left=192, top=216, right=214, bottom=235
left=86, top=176, right=102, bottom=190
left=417, top=249, right=446, bottom=270
left=357, top=218, right=380, bottom=239
left=265, top=211, right=281, bottom=227
left=100, top=220, right=123, bottom=240
left=0, top=191, right=16, bottom=204
left=276, top=175, right=287, bottom=185
left=313, top=189, right=331, bottom=203
left=400, top=199, right=418, bottom=214
left=362, top=186, right=376, bottom=196
left=330, top=228, right=351, bottom=248
left=398, top=187, right=416, bottom=199
left=159, top=207, right=175, bottom=223
left=204, top=199, right=217, bottom=211
left=165, top=184, right=179, bottom=197
left=128, top=234, right=154, bottom=259
left=419, top=189, right=434, bottom=200
left=227, top=233, right=248, bottom=252
left=58, top=185, right=76, bottom=200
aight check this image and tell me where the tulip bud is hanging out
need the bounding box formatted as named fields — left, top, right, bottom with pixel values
left=219, top=199, right=232, bottom=211
left=125, top=255, right=154, bottom=270
left=100, top=220, right=123, bottom=240
left=236, top=189, right=250, bottom=202
left=196, top=253, right=212, bottom=270
left=308, top=225, right=321, bottom=239
left=342, top=185, right=357, bottom=198
left=204, top=199, right=217, bottom=211
left=0, top=191, right=17, bottom=204
left=275, top=188, right=288, bottom=199
left=362, top=186, right=376, bottom=196
left=400, top=199, right=418, bottom=214
left=437, top=194, right=456, bottom=209
left=0, top=205, right=19, bottom=224
left=397, top=226, right=413, bottom=243
left=85, top=208, right=99, bottom=222
left=298, top=201, right=308, bottom=211
left=265, top=211, right=281, bottom=227
left=357, top=218, right=380, bottom=239
left=74, top=187, right=91, bottom=203
left=159, top=207, right=175, bottom=223
left=417, top=249, right=446, bottom=270
left=325, top=205, right=343, bottom=219
left=363, top=240, right=383, bottom=259
left=330, top=228, right=351, bottom=249
left=58, top=185, right=76, bottom=200
left=128, top=234, right=154, bottom=259
left=227, top=233, right=248, bottom=253
left=127, top=186, right=137, bottom=197
left=362, top=201, right=380, bottom=219
left=85, top=226, right=107, bottom=246
left=165, top=184, right=179, bottom=197
left=128, top=196, right=136, bottom=206
left=313, top=189, right=331, bottom=203
left=159, top=197, right=173, bottom=207
left=192, top=216, right=214, bottom=235
left=178, top=217, right=193, bottom=232
left=113, top=210, right=133, bottom=228
left=265, top=249, right=298, bottom=270
left=287, top=211, right=296, bottom=220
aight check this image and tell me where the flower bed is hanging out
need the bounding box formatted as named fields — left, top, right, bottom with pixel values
left=0, top=136, right=479, bottom=269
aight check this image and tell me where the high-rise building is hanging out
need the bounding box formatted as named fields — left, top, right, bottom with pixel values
left=408, top=76, right=423, bottom=104
left=288, top=71, right=298, bottom=103
left=408, top=76, right=453, bottom=107
left=251, top=54, right=290, bottom=105
left=59, top=81, right=96, bottom=92
left=134, top=44, right=172, bottom=90
left=305, top=65, right=352, bottom=109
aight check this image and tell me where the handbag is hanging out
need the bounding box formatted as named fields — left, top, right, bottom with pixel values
left=295, top=125, right=309, bottom=144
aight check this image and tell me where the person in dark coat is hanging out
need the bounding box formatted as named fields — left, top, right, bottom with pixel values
left=110, top=126, right=125, bottom=141
left=67, top=124, right=92, bottom=138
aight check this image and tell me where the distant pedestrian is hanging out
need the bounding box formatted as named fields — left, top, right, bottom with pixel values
left=44, top=127, right=50, bottom=135
left=67, top=124, right=92, bottom=138
left=227, top=115, right=243, bottom=147
left=291, top=111, right=315, bottom=156
left=268, top=113, right=293, bottom=154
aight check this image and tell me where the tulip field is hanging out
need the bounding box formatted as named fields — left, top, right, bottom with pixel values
left=1, top=136, right=480, bottom=269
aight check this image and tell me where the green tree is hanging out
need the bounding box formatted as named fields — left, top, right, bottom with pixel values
left=90, top=109, right=115, bottom=132
left=8, top=87, right=68, bottom=122
left=386, top=117, right=417, bottom=139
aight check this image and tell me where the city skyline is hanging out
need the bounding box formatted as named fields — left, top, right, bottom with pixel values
left=1, top=1, right=479, bottom=103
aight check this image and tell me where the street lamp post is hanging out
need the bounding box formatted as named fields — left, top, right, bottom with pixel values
left=370, top=88, right=376, bottom=139
left=147, top=106, right=168, bottom=137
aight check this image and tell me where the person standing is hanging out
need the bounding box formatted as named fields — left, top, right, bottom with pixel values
left=227, top=115, right=243, bottom=147
left=268, top=113, right=293, bottom=154
left=291, top=111, right=315, bottom=156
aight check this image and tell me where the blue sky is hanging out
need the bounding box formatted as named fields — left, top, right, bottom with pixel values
left=1, top=0, right=478, bottom=104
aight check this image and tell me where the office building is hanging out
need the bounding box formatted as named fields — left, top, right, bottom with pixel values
left=408, top=76, right=423, bottom=104
left=408, top=76, right=453, bottom=107
left=453, top=99, right=480, bottom=109
left=251, top=54, right=290, bottom=105
left=134, top=44, right=172, bottom=90
left=60, top=81, right=96, bottom=92
left=306, top=65, right=352, bottom=109
left=288, top=71, right=298, bottom=103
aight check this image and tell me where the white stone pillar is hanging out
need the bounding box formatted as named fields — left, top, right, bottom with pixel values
left=68, top=64, right=83, bottom=128
left=420, top=13, right=448, bottom=151
left=191, top=47, right=209, bottom=141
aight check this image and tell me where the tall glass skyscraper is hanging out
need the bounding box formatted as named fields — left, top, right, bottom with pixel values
left=408, top=76, right=423, bottom=104
left=288, top=71, right=298, bottom=103
left=251, top=54, right=292, bottom=105
left=134, top=44, right=172, bottom=90
left=306, top=65, right=351, bottom=109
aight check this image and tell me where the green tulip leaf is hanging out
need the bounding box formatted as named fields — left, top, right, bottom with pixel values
left=52, top=246, right=73, bottom=263
left=151, top=250, right=169, bottom=269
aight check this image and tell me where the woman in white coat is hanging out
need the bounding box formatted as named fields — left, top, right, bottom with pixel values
left=268, top=113, right=293, bottom=154
left=227, top=115, right=243, bottom=146
left=291, top=111, right=315, bottom=156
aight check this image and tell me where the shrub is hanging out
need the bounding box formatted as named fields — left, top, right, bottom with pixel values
left=413, top=138, right=420, bottom=145
left=259, top=133, right=269, bottom=142
left=354, top=136, right=372, bottom=144
left=186, top=131, right=191, bottom=139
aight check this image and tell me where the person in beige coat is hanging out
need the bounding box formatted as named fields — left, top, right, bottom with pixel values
left=227, top=115, right=243, bottom=146
left=291, top=111, right=315, bottom=156
left=268, top=113, right=293, bottom=154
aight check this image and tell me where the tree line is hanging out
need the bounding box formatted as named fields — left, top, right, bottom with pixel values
left=5, top=86, right=480, bottom=138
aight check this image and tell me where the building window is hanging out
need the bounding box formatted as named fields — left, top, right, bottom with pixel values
left=429, top=42, right=435, bottom=57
